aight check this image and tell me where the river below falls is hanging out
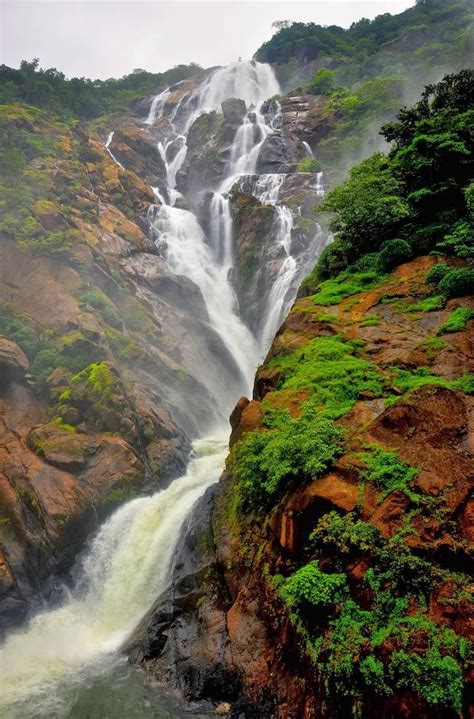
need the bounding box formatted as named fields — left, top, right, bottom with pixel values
left=7, top=658, right=212, bottom=718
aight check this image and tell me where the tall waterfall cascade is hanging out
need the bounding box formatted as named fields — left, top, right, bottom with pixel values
left=0, top=60, right=328, bottom=717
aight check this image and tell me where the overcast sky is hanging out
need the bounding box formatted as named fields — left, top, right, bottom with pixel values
left=1, top=0, right=415, bottom=80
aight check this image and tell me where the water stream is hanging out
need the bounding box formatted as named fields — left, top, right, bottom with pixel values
left=0, top=60, right=327, bottom=717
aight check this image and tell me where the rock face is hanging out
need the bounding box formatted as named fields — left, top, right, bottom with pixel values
left=0, top=106, right=198, bottom=628
left=132, top=256, right=473, bottom=718
left=0, top=337, right=29, bottom=384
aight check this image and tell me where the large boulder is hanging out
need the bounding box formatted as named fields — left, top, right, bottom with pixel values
left=221, top=98, right=247, bottom=127
left=0, top=336, right=29, bottom=384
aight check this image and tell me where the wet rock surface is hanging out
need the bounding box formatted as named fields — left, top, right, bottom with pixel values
left=132, top=256, right=474, bottom=718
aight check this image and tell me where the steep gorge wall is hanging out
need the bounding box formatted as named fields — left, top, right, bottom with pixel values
left=130, top=255, right=473, bottom=718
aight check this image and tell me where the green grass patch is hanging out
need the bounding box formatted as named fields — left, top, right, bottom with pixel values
left=268, top=335, right=383, bottom=417
left=438, top=307, right=473, bottom=334
left=357, top=446, right=418, bottom=501
left=405, top=294, right=445, bottom=313
left=359, top=315, right=381, bottom=326
left=311, top=270, right=384, bottom=306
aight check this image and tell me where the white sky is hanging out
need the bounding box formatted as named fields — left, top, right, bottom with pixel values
left=1, top=0, right=415, bottom=80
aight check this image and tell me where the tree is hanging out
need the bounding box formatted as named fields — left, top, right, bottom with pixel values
left=320, top=153, right=409, bottom=262
left=272, top=20, right=291, bottom=30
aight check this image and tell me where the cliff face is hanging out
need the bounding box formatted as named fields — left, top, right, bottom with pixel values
left=130, top=254, right=473, bottom=718
left=0, top=105, right=203, bottom=629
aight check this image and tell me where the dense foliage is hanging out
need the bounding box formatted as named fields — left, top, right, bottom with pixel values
left=0, top=59, right=201, bottom=118
left=256, top=0, right=472, bottom=78
left=258, top=0, right=472, bottom=167
left=316, top=70, right=474, bottom=275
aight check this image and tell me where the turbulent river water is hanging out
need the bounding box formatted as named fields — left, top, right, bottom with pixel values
left=0, top=61, right=326, bottom=717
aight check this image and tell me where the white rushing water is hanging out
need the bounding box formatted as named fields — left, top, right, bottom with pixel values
left=0, top=59, right=327, bottom=718
left=147, top=202, right=258, bottom=389
left=0, top=436, right=227, bottom=717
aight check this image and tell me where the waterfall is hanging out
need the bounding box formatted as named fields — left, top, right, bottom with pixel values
left=147, top=202, right=257, bottom=389
left=144, top=86, right=171, bottom=126
left=105, top=131, right=124, bottom=169
left=209, top=192, right=233, bottom=266
left=0, top=437, right=227, bottom=717
left=315, top=171, right=325, bottom=197
left=259, top=206, right=296, bottom=350
left=0, top=60, right=328, bottom=717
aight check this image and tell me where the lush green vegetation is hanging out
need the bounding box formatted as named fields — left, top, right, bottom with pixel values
left=357, top=446, right=418, bottom=500
left=257, top=1, right=472, bottom=165
left=267, top=336, right=383, bottom=416
left=304, top=267, right=384, bottom=303
left=256, top=0, right=471, bottom=74
left=0, top=299, right=96, bottom=392
left=280, top=562, right=347, bottom=609
left=438, top=306, right=474, bottom=333
left=0, top=59, right=201, bottom=119
left=277, top=509, right=471, bottom=714
left=312, top=70, right=473, bottom=284
left=231, top=414, right=344, bottom=511
left=231, top=335, right=385, bottom=510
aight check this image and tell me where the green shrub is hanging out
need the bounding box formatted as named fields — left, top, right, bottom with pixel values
left=438, top=267, right=474, bottom=298
left=426, top=263, right=450, bottom=285
left=377, top=239, right=412, bottom=271
left=311, top=511, right=381, bottom=558
left=353, top=252, right=381, bottom=272
left=303, top=242, right=347, bottom=287
left=232, top=415, right=344, bottom=511
left=280, top=562, right=347, bottom=609
left=438, top=306, right=474, bottom=334
left=388, top=647, right=463, bottom=713
left=357, top=446, right=418, bottom=500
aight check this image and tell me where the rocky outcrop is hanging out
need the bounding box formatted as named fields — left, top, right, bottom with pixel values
left=0, top=337, right=29, bottom=385
left=132, top=256, right=473, bottom=718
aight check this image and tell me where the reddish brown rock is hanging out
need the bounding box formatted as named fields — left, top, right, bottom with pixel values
left=0, top=336, right=29, bottom=383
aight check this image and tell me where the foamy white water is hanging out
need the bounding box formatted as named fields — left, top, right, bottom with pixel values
left=0, top=436, right=227, bottom=717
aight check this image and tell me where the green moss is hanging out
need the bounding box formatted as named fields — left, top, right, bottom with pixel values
left=268, top=335, right=383, bottom=417
left=101, top=485, right=139, bottom=506
left=316, top=312, right=339, bottom=323
left=78, top=288, right=121, bottom=328
left=72, top=362, right=114, bottom=400
left=405, top=294, right=445, bottom=312
left=418, top=336, right=444, bottom=356
left=311, top=269, right=384, bottom=306
left=438, top=306, right=473, bottom=334
left=52, top=416, right=76, bottom=432
left=359, top=315, right=381, bottom=326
